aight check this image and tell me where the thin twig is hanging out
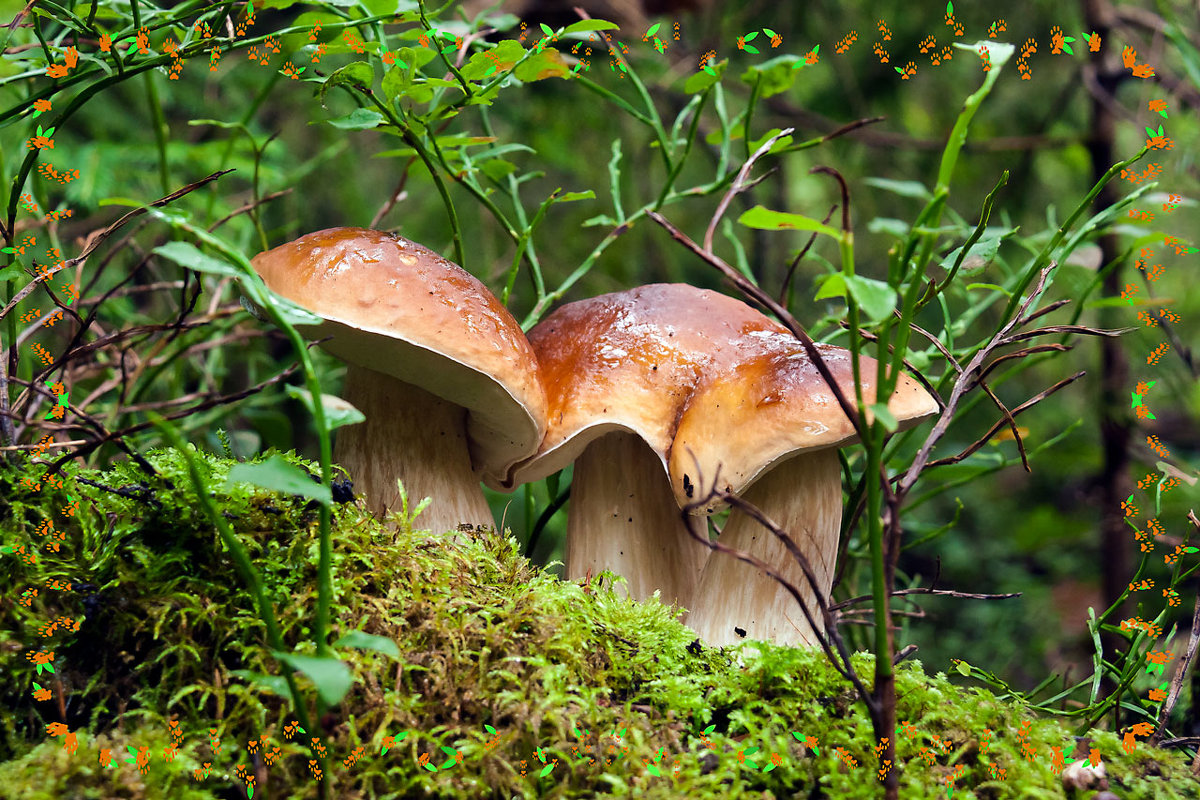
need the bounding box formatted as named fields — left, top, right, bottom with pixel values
left=0, top=170, right=233, bottom=324
left=1154, top=568, right=1200, bottom=740
left=704, top=128, right=791, bottom=253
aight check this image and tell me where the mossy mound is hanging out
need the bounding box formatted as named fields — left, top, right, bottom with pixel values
left=1, top=447, right=1196, bottom=798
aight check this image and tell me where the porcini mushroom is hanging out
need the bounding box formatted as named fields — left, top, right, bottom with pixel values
left=249, top=227, right=546, bottom=533
left=510, top=283, right=791, bottom=609
left=670, top=336, right=939, bottom=647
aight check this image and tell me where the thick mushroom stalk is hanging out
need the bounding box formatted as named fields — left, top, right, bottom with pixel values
left=669, top=337, right=940, bottom=648
left=510, top=284, right=794, bottom=612
left=568, top=432, right=708, bottom=605
left=248, top=227, right=547, bottom=533
left=334, top=365, right=494, bottom=533
left=683, top=449, right=841, bottom=647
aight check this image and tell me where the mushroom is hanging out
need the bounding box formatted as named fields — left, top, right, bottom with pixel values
left=510, top=283, right=791, bottom=609
left=248, top=227, right=546, bottom=533
left=669, top=336, right=939, bottom=647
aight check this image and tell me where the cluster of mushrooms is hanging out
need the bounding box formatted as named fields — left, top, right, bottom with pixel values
left=248, top=227, right=939, bottom=649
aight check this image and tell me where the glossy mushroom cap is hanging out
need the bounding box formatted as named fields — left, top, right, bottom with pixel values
left=511, top=283, right=788, bottom=483
left=668, top=334, right=940, bottom=511
left=248, top=227, right=547, bottom=489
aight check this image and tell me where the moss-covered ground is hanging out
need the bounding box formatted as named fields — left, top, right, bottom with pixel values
left=1, top=447, right=1196, bottom=798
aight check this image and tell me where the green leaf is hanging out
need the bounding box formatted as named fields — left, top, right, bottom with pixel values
left=441, top=745, right=458, bottom=755
left=226, top=454, right=332, bottom=506
left=539, top=763, right=554, bottom=776
left=743, top=45, right=759, bottom=54
left=563, top=20, right=619, bottom=35
left=319, top=61, right=375, bottom=106
left=940, top=232, right=1008, bottom=272
left=230, top=669, right=295, bottom=703
left=743, top=32, right=759, bottom=42
left=870, top=402, right=899, bottom=432
left=946, top=1, right=953, bottom=14
left=791, top=732, right=803, bottom=740
left=684, top=59, right=725, bottom=93
left=153, top=241, right=243, bottom=278
left=862, top=177, right=931, bottom=200
left=745, top=759, right=758, bottom=769
left=485, top=724, right=496, bottom=734
left=325, top=108, right=385, bottom=130
left=334, top=629, right=401, bottom=658
left=646, top=764, right=661, bottom=776
left=645, top=23, right=660, bottom=38
left=740, top=54, right=801, bottom=97
left=481, top=159, right=517, bottom=181
left=763, top=28, right=777, bottom=38
left=738, top=205, right=841, bottom=239
left=273, top=652, right=353, bottom=705
left=515, top=48, right=571, bottom=81
left=556, top=190, right=596, bottom=202
left=814, top=272, right=847, bottom=301
left=965, top=282, right=1011, bottom=296
left=0, top=265, right=25, bottom=282
left=424, top=762, right=438, bottom=771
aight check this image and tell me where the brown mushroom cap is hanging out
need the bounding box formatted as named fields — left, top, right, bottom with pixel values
left=248, top=227, right=547, bottom=488
left=668, top=334, right=940, bottom=511
left=510, top=283, right=788, bottom=483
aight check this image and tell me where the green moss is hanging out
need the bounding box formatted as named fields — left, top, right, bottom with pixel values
left=0, top=449, right=1195, bottom=798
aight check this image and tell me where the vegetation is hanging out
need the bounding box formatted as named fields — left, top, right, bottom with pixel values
left=1, top=0, right=1198, bottom=797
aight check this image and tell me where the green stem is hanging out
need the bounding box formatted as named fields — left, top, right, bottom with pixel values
left=144, top=71, right=170, bottom=195
left=147, top=412, right=320, bottom=751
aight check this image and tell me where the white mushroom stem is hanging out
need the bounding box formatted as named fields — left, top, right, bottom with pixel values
left=684, top=448, right=842, bottom=648
left=334, top=364, right=495, bottom=533
left=568, top=432, right=710, bottom=610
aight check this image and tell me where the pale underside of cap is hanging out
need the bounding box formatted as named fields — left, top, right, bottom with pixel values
left=668, top=334, right=940, bottom=511
left=249, top=227, right=547, bottom=487
left=509, top=283, right=789, bottom=486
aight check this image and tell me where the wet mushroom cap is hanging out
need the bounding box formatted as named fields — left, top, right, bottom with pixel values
left=668, top=335, right=940, bottom=510
left=248, top=226, right=547, bottom=488
left=511, top=283, right=789, bottom=483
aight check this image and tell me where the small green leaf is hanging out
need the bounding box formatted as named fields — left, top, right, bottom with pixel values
left=424, top=762, right=438, bottom=772
left=745, top=758, right=758, bottom=769
left=563, top=20, right=619, bottom=35
left=763, top=762, right=777, bottom=772
left=325, top=108, right=385, bottom=130
left=965, top=282, right=1012, bottom=296
left=685, top=59, right=725, bottom=93
left=645, top=23, right=660, bottom=38
left=739, top=205, right=841, bottom=238
left=485, top=724, right=496, bottom=734
left=740, top=54, right=801, bottom=97
left=230, top=669, right=296, bottom=703
left=946, top=1, right=953, bottom=14
left=1185, top=547, right=1199, bottom=553
left=955, top=659, right=971, bottom=676
left=743, top=31, right=758, bottom=43
left=791, top=732, right=803, bottom=740
left=743, top=44, right=759, bottom=54
left=863, top=177, right=931, bottom=200
left=334, top=629, right=401, bottom=657
left=1146, top=126, right=1158, bottom=137
left=814, top=272, right=847, bottom=301
left=226, top=454, right=332, bottom=506
left=870, top=402, right=899, bottom=432
left=646, top=764, right=661, bottom=776
left=441, top=745, right=458, bottom=755
left=763, top=28, right=777, bottom=38
left=274, top=653, right=353, bottom=705
left=284, top=388, right=365, bottom=431
left=319, top=61, right=375, bottom=106
left=539, top=763, right=554, bottom=777
left=705, top=725, right=718, bottom=734
left=153, top=241, right=243, bottom=278
left=555, top=190, right=596, bottom=202
left=744, top=747, right=760, bottom=755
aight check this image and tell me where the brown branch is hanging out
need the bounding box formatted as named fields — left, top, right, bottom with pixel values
left=37, top=357, right=303, bottom=476
left=0, top=170, right=233, bottom=325
left=830, top=586, right=1022, bottom=612
left=1154, top=572, right=1200, bottom=741
left=923, top=372, right=1086, bottom=470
